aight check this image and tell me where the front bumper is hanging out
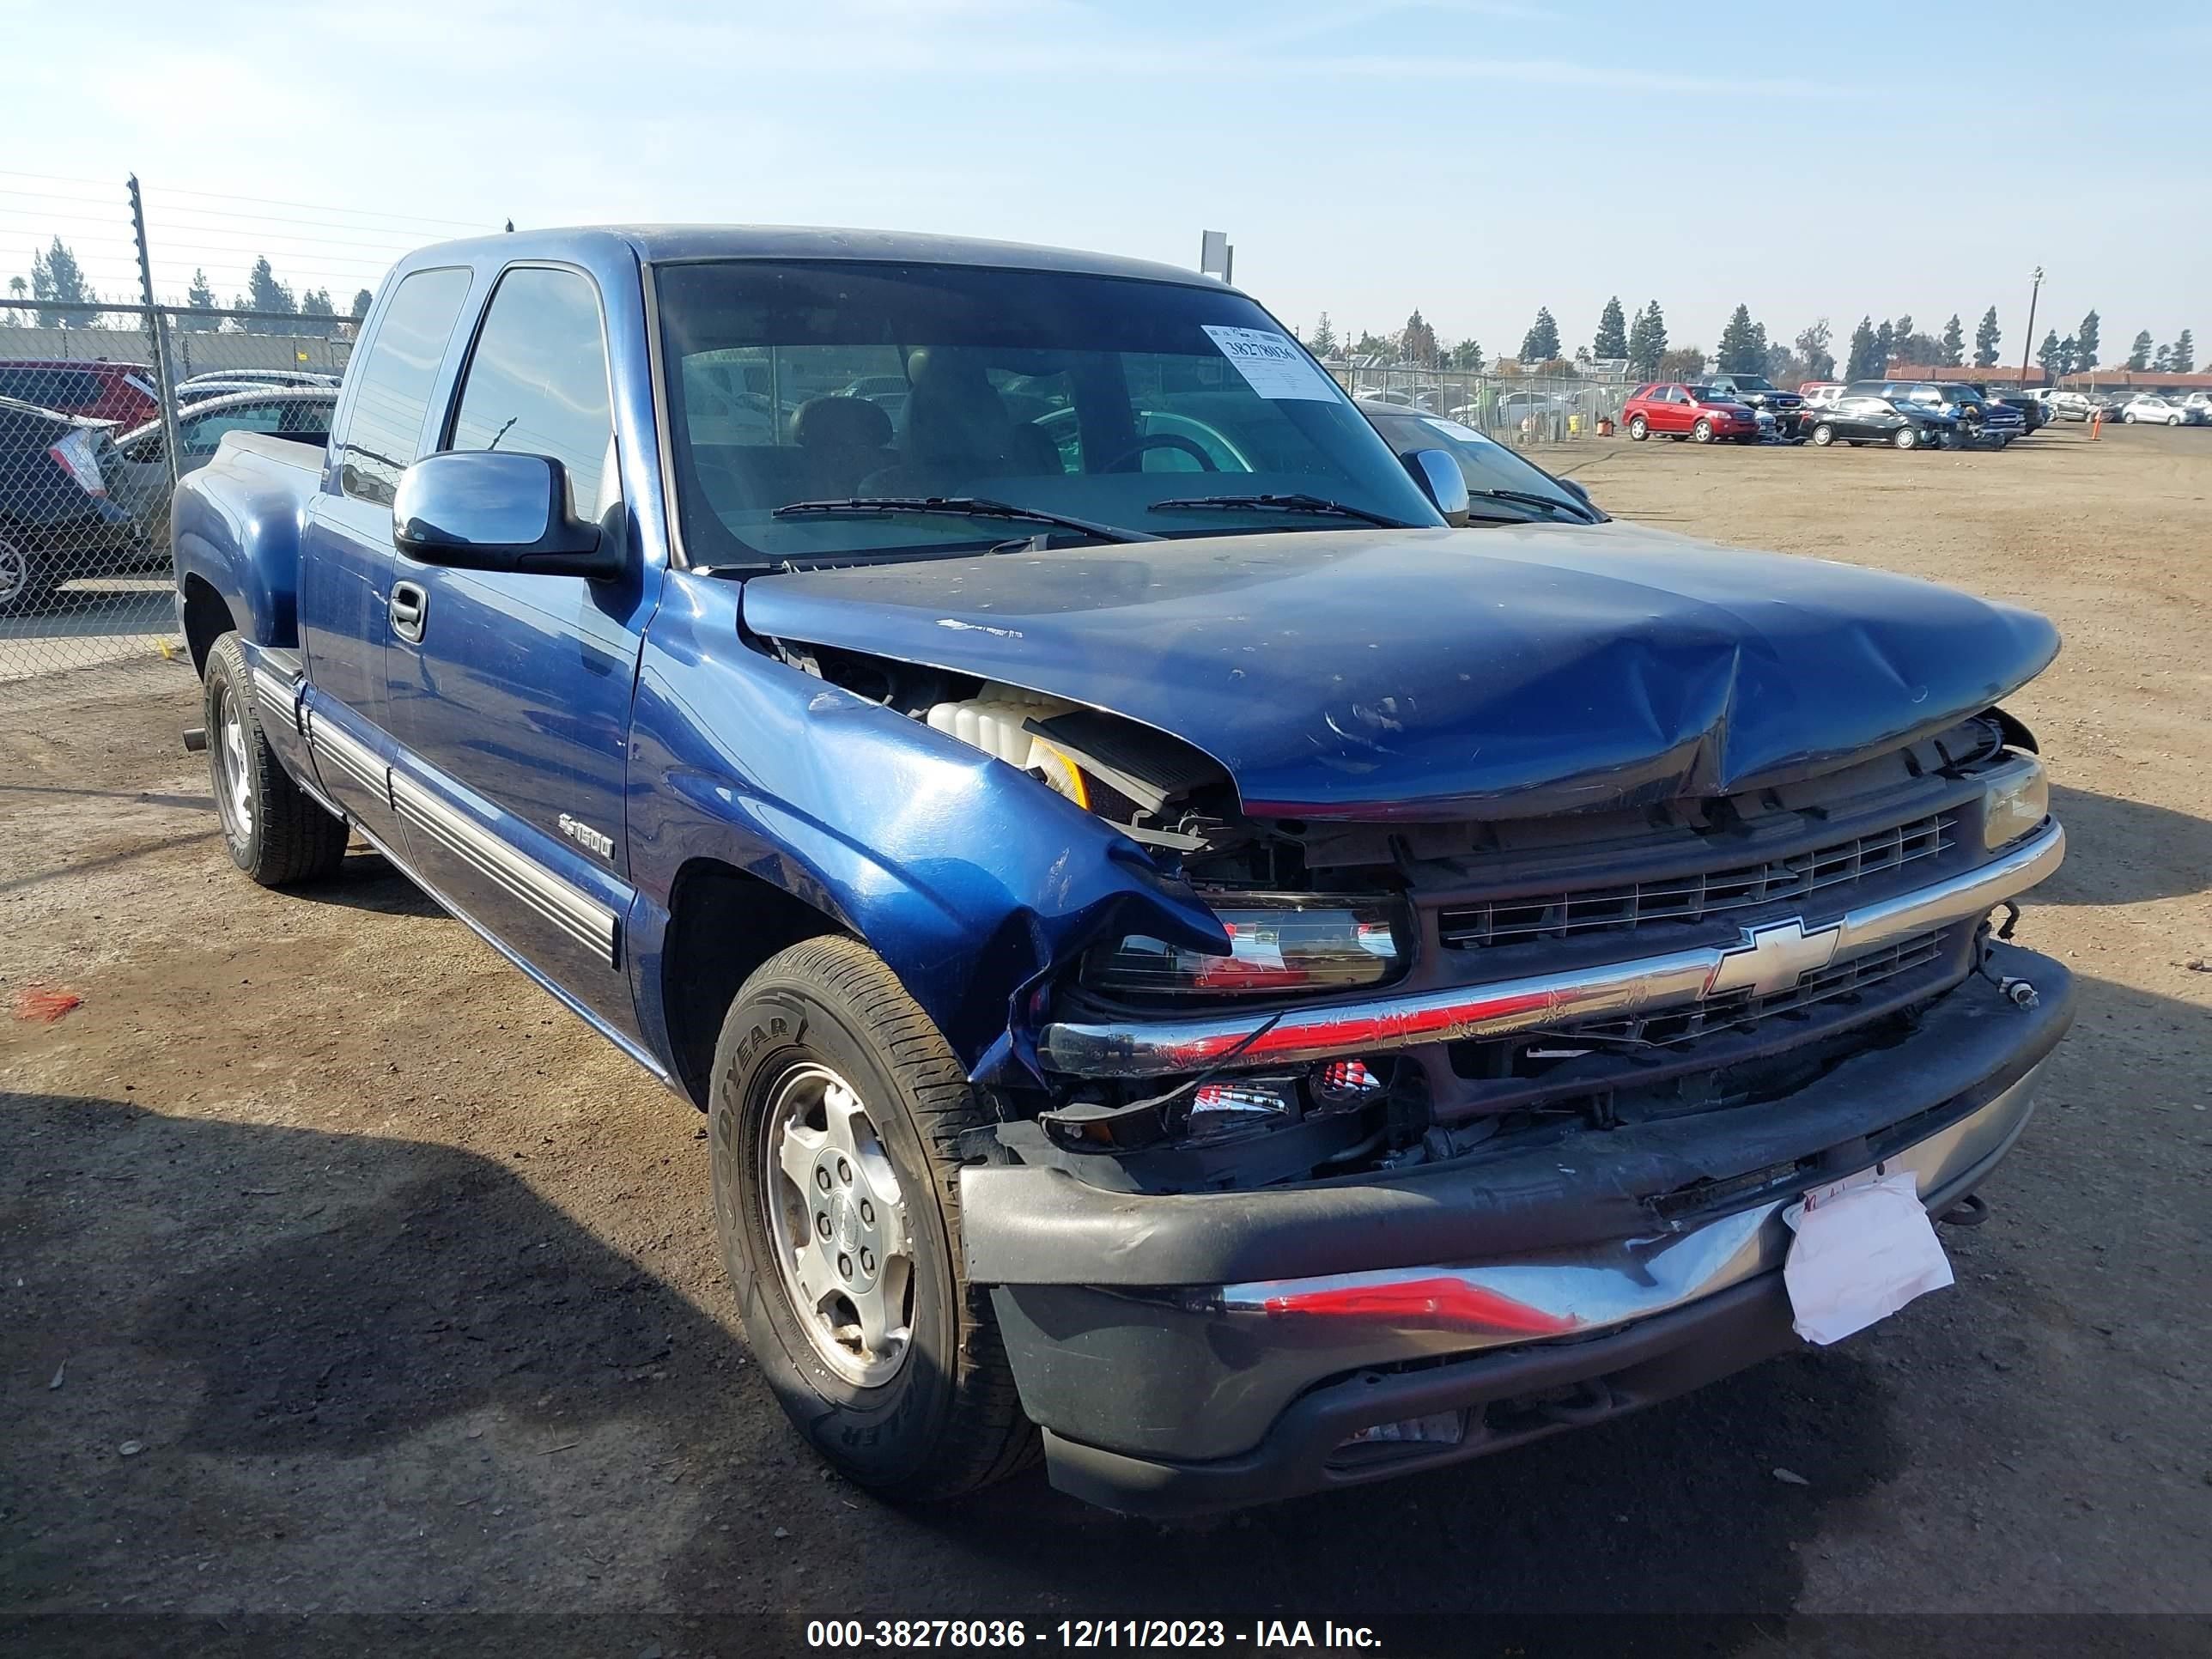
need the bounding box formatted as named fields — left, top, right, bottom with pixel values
left=969, top=943, right=2072, bottom=1515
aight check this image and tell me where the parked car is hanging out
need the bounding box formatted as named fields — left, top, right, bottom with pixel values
left=2119, top=394, right=2203, bottom=426
left=2035, top=389, right=2097, bottom=422
left=1848, top=380, right=2022, bottom=447
left=1698, top=372, right=1807, bottom=438
left=2184, top=392, right=2212, bottom=419
left=109, top=387, right=338, bottom=543
left=1622, top=382, right=1760, bottom=442
left=1975, top=386, right=2047, bottom=434
left=0, top=359, right=161, bottom=428
left=176, top=226, right=2072, bottom=1516
left=1357, top=403, right=1604, bottom=523
left=177, top=368, right=342, bottom=392
left=1797, top=381, right=1845, bottom=410
left=1807, top=393, right=1957, bottom=450
left=0, top=396, right=147, bottom=615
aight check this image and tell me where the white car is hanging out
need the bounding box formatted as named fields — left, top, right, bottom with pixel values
left=1797, top=382, right=1845, bottom=410
left=110, top=386, right=337, bottom=538
left=2035, top=389, right=2097, bottom=422
left=2119, top=394, right=2204, bottom=426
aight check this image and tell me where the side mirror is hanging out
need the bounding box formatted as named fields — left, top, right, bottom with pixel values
left=392, top=451, right=621, bottom=578
left=1559, top=477, right=1593, bottom=507
left=1402, top=447, right=1471, bottom=527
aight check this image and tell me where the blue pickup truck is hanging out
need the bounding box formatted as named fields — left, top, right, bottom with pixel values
left=174, top=227, right=2072, bottom=1516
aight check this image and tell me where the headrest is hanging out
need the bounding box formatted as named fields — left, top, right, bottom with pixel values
left=790, top=395, right=894, bottom=451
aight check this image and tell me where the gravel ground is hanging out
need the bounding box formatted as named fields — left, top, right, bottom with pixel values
left=3, top=422, right=2207, bottom=1654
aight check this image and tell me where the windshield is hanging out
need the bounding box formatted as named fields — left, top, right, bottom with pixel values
left=1370, top=413, right=1599, bottom=519
left=1730, top=374, right=1777, bottom=391
left=654, top=260, right=1440, bottom=563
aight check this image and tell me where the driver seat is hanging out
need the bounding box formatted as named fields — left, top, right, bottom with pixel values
left=864, top=349, right=1058, bottom=492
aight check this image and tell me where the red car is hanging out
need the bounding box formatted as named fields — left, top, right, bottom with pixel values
left=1623, top=381, right=1762, bottom=444
left=0, top=359, right=161, bottom=428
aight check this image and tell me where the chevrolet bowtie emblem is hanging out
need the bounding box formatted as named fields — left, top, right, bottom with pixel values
left=1706, top=917, right=1841, bottom=1000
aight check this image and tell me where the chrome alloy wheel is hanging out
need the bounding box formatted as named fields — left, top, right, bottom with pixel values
left=210, top=674, right=255, bottom=847
left=760, top=1060, right=914, bottom=1387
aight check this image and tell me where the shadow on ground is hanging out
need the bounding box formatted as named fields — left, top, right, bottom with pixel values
left=2039, top=784, right=2212, bottom=906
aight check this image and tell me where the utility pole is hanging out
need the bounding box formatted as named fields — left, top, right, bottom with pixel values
left=127, top=174, right=184, bottom=498
left=2017, top=265, right=2044, bottom=392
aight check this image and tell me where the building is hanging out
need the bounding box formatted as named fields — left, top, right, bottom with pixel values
left=1887, top=364, right=2054, bottom=388
left=2056, top=369, right=2212, bottom=392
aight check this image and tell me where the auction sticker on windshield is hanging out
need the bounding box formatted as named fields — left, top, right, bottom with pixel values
left=1200, top=325, right=1339, bottom=401
left=1422, top=416, right=1492, bottom=444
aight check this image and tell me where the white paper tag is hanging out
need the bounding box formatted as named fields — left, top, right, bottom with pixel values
left=1781, top=1170, right=1954, bottom=1346
left=1421, top=416, right=1489, bottom=444
left=1200, top=326, right=1340, bottom=401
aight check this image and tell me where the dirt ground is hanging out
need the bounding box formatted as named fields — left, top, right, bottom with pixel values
left=3, top=422, right=2208, bottom=1654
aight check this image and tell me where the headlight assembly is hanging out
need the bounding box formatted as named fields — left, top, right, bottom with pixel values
left=1983, top=758, right=2050, bottom=851
left=1085, top=893, right=1408, bottom=1000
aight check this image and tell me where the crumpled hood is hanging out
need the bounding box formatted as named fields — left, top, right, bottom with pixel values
left=740, top=523, right=2059, bottom=821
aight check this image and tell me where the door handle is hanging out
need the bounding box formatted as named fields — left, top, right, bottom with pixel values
left=390, top=580, right=428, bottom=643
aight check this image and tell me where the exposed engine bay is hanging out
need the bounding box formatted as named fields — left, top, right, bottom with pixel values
left=771, top=635, right=2051, bottom=1199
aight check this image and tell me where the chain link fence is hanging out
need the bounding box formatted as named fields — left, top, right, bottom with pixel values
left=1, top=299, right=349, bottom=682
left=1330, top=362, right=1632, bottom=446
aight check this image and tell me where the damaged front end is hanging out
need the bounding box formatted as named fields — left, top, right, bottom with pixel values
left=769, top=626, right=2066, bottom=1200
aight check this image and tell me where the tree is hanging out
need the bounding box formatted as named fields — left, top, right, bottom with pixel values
left=301, top=287, right=337, bottom=339
left=2074, top=310, right=2100, bottom=372
left=4, top=275, right=26, bottom=325
left=1973, top=307, right=2002, bottom=368
left=1890, top=314, right=1914, bottom=349
left=1873, top=320, right=1893, bottom=373
left=29, top=236, right=94, bottom=326
left=1519, top=307, right=1560, bottom=362
left=1626, top=301, right=1668, bottom=379
left=2126, top=331, right=2153, bottom=371
left=1446, top=338, right=1486, bottom=373
left=1716, top=303, right=1769, bottom=374
left=1592, top=295, right=1628, bottom=362
left=243, top=256, right=297, bottom=333
left=1940, top=314, right=1965, bottom=368
left=185, top=269, right=217, bottom=315
left=1845, top=316, right=1883, bottom=381
left=1657, top=344, right=1706, bottom=380
left=2037, top=330, right=2066, bottom=375
left=2153, top=343, right=2173, bottom=373
left=1399, top=308, right=1440, bottom=367
left=1794, top=319, right=1836, bottom=380
left=2172, top=330, right=2195, bottom=374
left=1307, top=313, right=1337, bottom=356
left=349, top=288, right=374, bottom=320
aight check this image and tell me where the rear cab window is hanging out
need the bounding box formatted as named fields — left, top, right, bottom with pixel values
left=337, top=267, right=473, bottom=505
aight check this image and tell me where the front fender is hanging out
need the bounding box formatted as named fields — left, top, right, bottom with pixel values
left=171, top=453, right=306, bottom=647
left=625, top=574, right=1223, bottom=1080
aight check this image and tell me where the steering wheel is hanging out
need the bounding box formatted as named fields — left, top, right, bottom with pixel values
left=1097, top=432, right=1218, bottom=473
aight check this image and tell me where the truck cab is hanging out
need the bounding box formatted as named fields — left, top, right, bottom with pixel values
left=173, top=227, right=2072, bottom=1516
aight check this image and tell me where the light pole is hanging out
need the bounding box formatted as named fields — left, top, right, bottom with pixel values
left=2017, top=265, right=2044, bottom=391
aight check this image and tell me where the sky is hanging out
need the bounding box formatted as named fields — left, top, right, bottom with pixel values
left=5, top=0, right=2208, bottom=363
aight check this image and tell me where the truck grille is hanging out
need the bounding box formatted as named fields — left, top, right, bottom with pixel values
left=1438, top=812, right=1955, bottom=950
left=1549, top=928, right=1949, bottom=1051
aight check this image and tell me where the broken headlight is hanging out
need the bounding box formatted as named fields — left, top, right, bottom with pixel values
left=1085, top=894, right=1408, bottom=999
left=1982, top=757, right=2049, bottom=850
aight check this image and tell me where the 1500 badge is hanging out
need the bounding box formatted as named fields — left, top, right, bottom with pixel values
left=557, top=812, right=614, bottom=859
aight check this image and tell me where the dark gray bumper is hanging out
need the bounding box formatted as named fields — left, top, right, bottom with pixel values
left=965, top=946, right=2072, bottom=1511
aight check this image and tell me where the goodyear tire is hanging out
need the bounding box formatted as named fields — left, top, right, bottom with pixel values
left=711, top=936, right=1035, bottom=1501
left=204, top=633, right=349, bottom=887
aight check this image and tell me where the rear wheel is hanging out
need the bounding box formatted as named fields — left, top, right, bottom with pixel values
left=204, top=633, right=349, bottom=886
left=0, top=537, right=54, bottom=617
left=1893, top=425, right=1919, bottom=450
left=711, top=936, right=1035, bottom=1500
left=1627, top=415, right=1649, bottom=441
left=1692, top=417, right=1714, bottom=443
left=1811, top=422, right=1836, bottom=447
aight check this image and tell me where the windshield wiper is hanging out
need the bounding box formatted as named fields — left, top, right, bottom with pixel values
left=1469, top=487, right=1597, bottom=522
left=772, top=495, right=1155, bottom=544
left=1147, top=492, right=1413, bottom=530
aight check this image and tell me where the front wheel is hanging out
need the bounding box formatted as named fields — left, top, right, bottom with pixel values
left=1627, top=415, right=1649, bottom=441
left=204, top=634, right=349, bottom=886
left=1692, top=417, right=1714, bottom=443
left=711, top=936, right=1035, bottom=1500
left=1893, top=425, right=1918, bottom=450
left=1811, top=422, right=1836, bottom=447
left=2169, top=415, right=2183, bottom=427
left=2123, top=411, right=2136, bottom=423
